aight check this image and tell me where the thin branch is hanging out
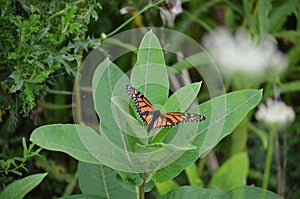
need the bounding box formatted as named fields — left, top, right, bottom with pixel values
left=262, top=128, right=276, bottom=199
left=105, top=0, right=165, bottom=39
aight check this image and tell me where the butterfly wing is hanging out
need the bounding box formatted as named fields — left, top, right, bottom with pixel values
left=126, top=85, right=206, bottom=132
left=126, top=85, right=158, bottom=126
left=151, top=112, right=206, bottom=130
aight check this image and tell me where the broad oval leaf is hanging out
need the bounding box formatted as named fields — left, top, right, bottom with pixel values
left=153, top=89, right=262, bottom=182
left=30, top=124, right=100, bottom=164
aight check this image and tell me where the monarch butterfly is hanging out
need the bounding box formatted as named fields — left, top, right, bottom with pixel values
left=126, top=85, right=206, bottom=132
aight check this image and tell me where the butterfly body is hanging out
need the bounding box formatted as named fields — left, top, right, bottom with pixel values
left=146, top=110, right=161, bottom=133
left=126, top=85, right=206, bottom=132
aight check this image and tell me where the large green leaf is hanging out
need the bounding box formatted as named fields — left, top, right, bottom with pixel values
left=0, top=173, right=47, bottom=199
left=92, top=58, right=130, bottom=148
left=30, top=121, right=195, bottom=173
left=153, top=89, right=262, bottom=182
left=30, top=124, right=100, bottom=164
left=159, top=186, right=282, bottom=199
left=131, top=30, right=169, bottom=105
left=208, top=152, right=249, bottom=191
left=30, top=124, right=143, bottom=171
left=77, top=162, right=135, bottom=199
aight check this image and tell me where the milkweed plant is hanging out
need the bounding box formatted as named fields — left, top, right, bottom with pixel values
left=27, top=30, right=283, bottom=199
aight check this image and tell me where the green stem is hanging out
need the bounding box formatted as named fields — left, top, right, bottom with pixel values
left=138, top=170, right=147, bottom=199
left=139, top=181, right=145, bottom=199
left=231, top=116, right=249, bottom=155
left=262, top=128, right=276, bottom=199
left=62, top=171, right=78, bottom=196
left=137, top=163, right=148, bottom=199
left=105, top=0, right=165, bottom=39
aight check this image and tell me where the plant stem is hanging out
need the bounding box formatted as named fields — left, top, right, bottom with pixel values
left=262, top=128, right=276, bottom=199
left=231, top=116, right=249, bottom=155
left=62, top=171, right=78, bottom=196
left=139, top=182, right=145, bottom=199
left=139, top=170, right=147, bottom=199
left=105, top=0, right=165, bottom=39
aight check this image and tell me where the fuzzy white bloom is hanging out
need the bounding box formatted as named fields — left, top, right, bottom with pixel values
left=202, top=27, right=288, bottom=79
left=159, top=0, right=182, bottom=27
left=255, top=98, right=295, bottom=128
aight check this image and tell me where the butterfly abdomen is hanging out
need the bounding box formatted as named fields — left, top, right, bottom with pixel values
left=147, top=110, right=161, bottom=132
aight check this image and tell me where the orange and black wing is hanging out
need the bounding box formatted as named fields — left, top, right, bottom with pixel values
left=126, top=85, right=206, bottom=132
left=126, top=85, right=157, bottom=126
left=151, top=112, right=206, bottom=130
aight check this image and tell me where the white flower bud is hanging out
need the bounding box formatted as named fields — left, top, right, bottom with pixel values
left=255, top=98, right=295, bottom=129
